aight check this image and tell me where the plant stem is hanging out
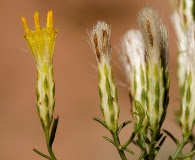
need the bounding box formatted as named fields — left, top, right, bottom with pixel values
left=45, top=131, right=57, bottom=160
left=48, top=147, right=57, bottom=160
left=138, top=133, right=147, bottom=160
left=148, top=128, right=158, bottom=160
left=172, top=136, right=189, bottom=160
left=112, top=132, right=127, bottom=160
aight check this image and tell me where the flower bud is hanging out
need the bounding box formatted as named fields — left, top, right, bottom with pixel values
left=89, top=21, right=119, bottom=132
left=138, top=7, right=169, bottom=128
left=180, top=24, right=195, bottom=137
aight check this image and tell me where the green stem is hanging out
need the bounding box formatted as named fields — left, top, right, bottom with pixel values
left=138, top=133, right=147, bottom=160
left=122, top=116, right=144, bottom=149
left=112, top=132, right=127, bottom=160
left=172, top=136, right=189, bottom=160
left=177, top=149, right=195, bottom=159
left=122, top=131, right=136, bottom=149
left=148, top=128, right=158, bottom=160
left=48, top=147, right=57, bottom=160
left=45, top=131, right=57, bottom=160
left=33, top=148, right=51, bottom=160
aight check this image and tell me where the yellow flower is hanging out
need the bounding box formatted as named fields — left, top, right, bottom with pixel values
left=22, top=10, right=57, bottom=73
left=22, top=11, right=57, bottom=130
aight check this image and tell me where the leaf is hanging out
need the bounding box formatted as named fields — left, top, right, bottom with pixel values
left=156, top=133, right=163, bottom=141
left=163, top=129, right=178, bottom=145
left=49, top=116, right=59, bottom=147
left=177, top=149, right=195, bottom=159
left=103, top=136, right=116, bottom=146
left=93, top=117, right=108, bottom=129
left=155, top=136, right=167, bottom=152
left=33, top=148, right=51, bottom=160
left=117, top=120, right=132, bottom=134
left=123, top=148, right=134, bottom=155
left=134, top=101, right=144, bottom=115
left=135, top=139, right=143, bottom=149
left=159, top=136, right=167, bottom=147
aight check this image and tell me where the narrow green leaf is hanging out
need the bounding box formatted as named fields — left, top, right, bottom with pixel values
left=138, top=151, right=147, bottom=160
left=103, top=136, right=115, bottom=146
left=177, top=149, right=195, bottom=159
left=93, top=117, right=108, bottom=129
left=123, top=148, right=134, bottom=155
left=33, top=148, right=51, bottom=160
left=117, top=120, right=132, bottom=134
left=49, top=116, right=59, bottom=147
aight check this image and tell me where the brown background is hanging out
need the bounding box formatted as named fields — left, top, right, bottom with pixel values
left=0, top=0, right=181, bottom=159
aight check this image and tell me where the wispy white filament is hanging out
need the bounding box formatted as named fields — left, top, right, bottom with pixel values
left=120, top=29, right=145, bottom=90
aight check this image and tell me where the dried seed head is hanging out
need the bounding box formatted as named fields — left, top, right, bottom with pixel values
left=89, top=21, right=111, bottom=63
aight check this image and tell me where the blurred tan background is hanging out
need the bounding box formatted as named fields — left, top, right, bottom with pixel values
left=0, top=0, right=181, bottom=159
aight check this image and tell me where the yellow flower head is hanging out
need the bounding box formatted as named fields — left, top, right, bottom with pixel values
left=22, top=11, right=57, bottom=130
left=22, top=11, right=57, bottom=72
